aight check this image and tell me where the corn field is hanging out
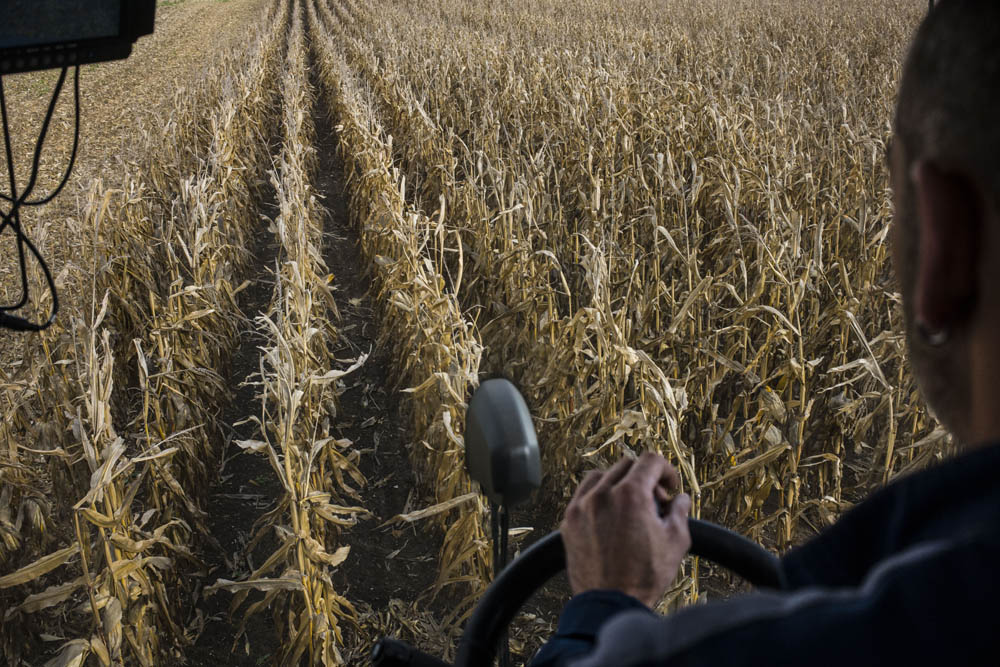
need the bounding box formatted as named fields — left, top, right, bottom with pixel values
left=0, top=0, right=941, bottom=664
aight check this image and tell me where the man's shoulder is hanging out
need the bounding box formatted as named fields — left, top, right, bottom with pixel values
left=581, top=530, right=1000, bottom=667
left=781, top=440, right=1000, bottom=588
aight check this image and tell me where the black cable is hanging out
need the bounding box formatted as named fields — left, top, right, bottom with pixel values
left=0, top=228, right=59, bottom=329
left=0, top=70, right=28, bottom=310
left=0, top=65, right=77, bottom=331
left=26, top=67, right=80, bottom=206
left=491, top=503, right=500, bottom=577
left=499, top=505, right=509, bottom=572
left=0, top=75, right=19, bottom=211
left=0, top=67, right=69, bottom=209
left=494, top=504, right=512, bottom=667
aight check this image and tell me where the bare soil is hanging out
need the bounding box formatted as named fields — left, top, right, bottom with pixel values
left=185, top=171, right=284, bottom=666
left=307, top=46, right=444, bottom=666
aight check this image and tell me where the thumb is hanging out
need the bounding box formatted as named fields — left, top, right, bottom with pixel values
left=671, top=493, right=692, bottom=522
left=668, top=493, right=692, bottom=550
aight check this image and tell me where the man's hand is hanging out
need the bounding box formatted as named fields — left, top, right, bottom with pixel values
left=561, top=452, right=692, bottom=608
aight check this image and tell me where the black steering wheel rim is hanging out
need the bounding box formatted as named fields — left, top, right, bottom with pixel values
left=453, top=517, right=787, bottom=667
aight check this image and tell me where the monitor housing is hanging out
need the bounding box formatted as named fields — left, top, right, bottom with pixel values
left=1, top=1, right=155, bottom=75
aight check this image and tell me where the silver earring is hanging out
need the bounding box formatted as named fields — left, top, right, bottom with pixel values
left=917, top=321, right=949, bottom=347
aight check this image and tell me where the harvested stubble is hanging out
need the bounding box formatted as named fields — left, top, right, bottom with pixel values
left=207, top=1, right=367, bottom=664
left=320, top=0, right=942, bottom=610
left=0, top=3, right=287, bottom=663
left=310, top=0, right=491, bottom=642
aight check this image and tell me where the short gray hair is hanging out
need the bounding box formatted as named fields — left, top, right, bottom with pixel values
left=895, top=0, right=1000, bottom=207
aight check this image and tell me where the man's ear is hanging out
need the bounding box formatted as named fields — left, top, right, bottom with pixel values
left=911, top=160, right=984, bottom=333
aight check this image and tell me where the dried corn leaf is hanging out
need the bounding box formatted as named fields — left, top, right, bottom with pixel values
left=4, top=578, right=84, bottom=617
left=0, top=544, right=80, bottom=589
left=380, top=492, right=478, bottom=528
left=43, top=639, right=88, bottom=667
left=206, top=573, right=304, bottom=595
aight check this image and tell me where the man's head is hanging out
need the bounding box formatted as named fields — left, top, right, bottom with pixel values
left=891, top=0, right=1000, bottom=445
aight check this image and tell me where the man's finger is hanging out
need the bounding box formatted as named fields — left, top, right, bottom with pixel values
left=652, top=484, right=673, bottom=517
left=619, top=452, right=681, bottom=494
left=671, top=493, right=692, bottom=520
left=589, top=457, right=634, bottom=495
left=666, top=493, right=693, bottom=544
left=654, top=484, right=671, bottom=504
left=575, top=470, right=604, bottom=498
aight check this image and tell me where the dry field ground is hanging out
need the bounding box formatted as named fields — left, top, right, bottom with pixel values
left=1, top=0, right=939, bottom=665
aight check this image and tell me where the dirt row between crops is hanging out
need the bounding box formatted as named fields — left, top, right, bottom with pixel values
left=300, top=9, right=569, bottom=661
left=186, top=21, right=447, bottom=665
left=308, top=68, right=444, bottom=663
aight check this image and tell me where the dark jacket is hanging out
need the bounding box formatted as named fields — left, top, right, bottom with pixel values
left=530, top=442, right=1000, bottom=666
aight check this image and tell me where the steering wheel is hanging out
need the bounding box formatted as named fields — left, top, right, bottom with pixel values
left=373, top=518, right=787, bottom=667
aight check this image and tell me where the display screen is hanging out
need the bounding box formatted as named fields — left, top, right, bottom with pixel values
left=1, top=1, right=122, bottom=49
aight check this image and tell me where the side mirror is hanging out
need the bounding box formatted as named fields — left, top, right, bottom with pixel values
left=465, top=379, right=541, bottom=508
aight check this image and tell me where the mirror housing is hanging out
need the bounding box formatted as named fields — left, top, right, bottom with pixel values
left=465, top=379, right=541, bottom=507
left=1, top=0, right=156, bottom=75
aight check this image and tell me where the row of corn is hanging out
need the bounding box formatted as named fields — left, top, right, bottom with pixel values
left=309, top=0, right=491, bottom=641
left=0, top=1, right=288, bottom=663
left=208, top=1, right=368, bottom=663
